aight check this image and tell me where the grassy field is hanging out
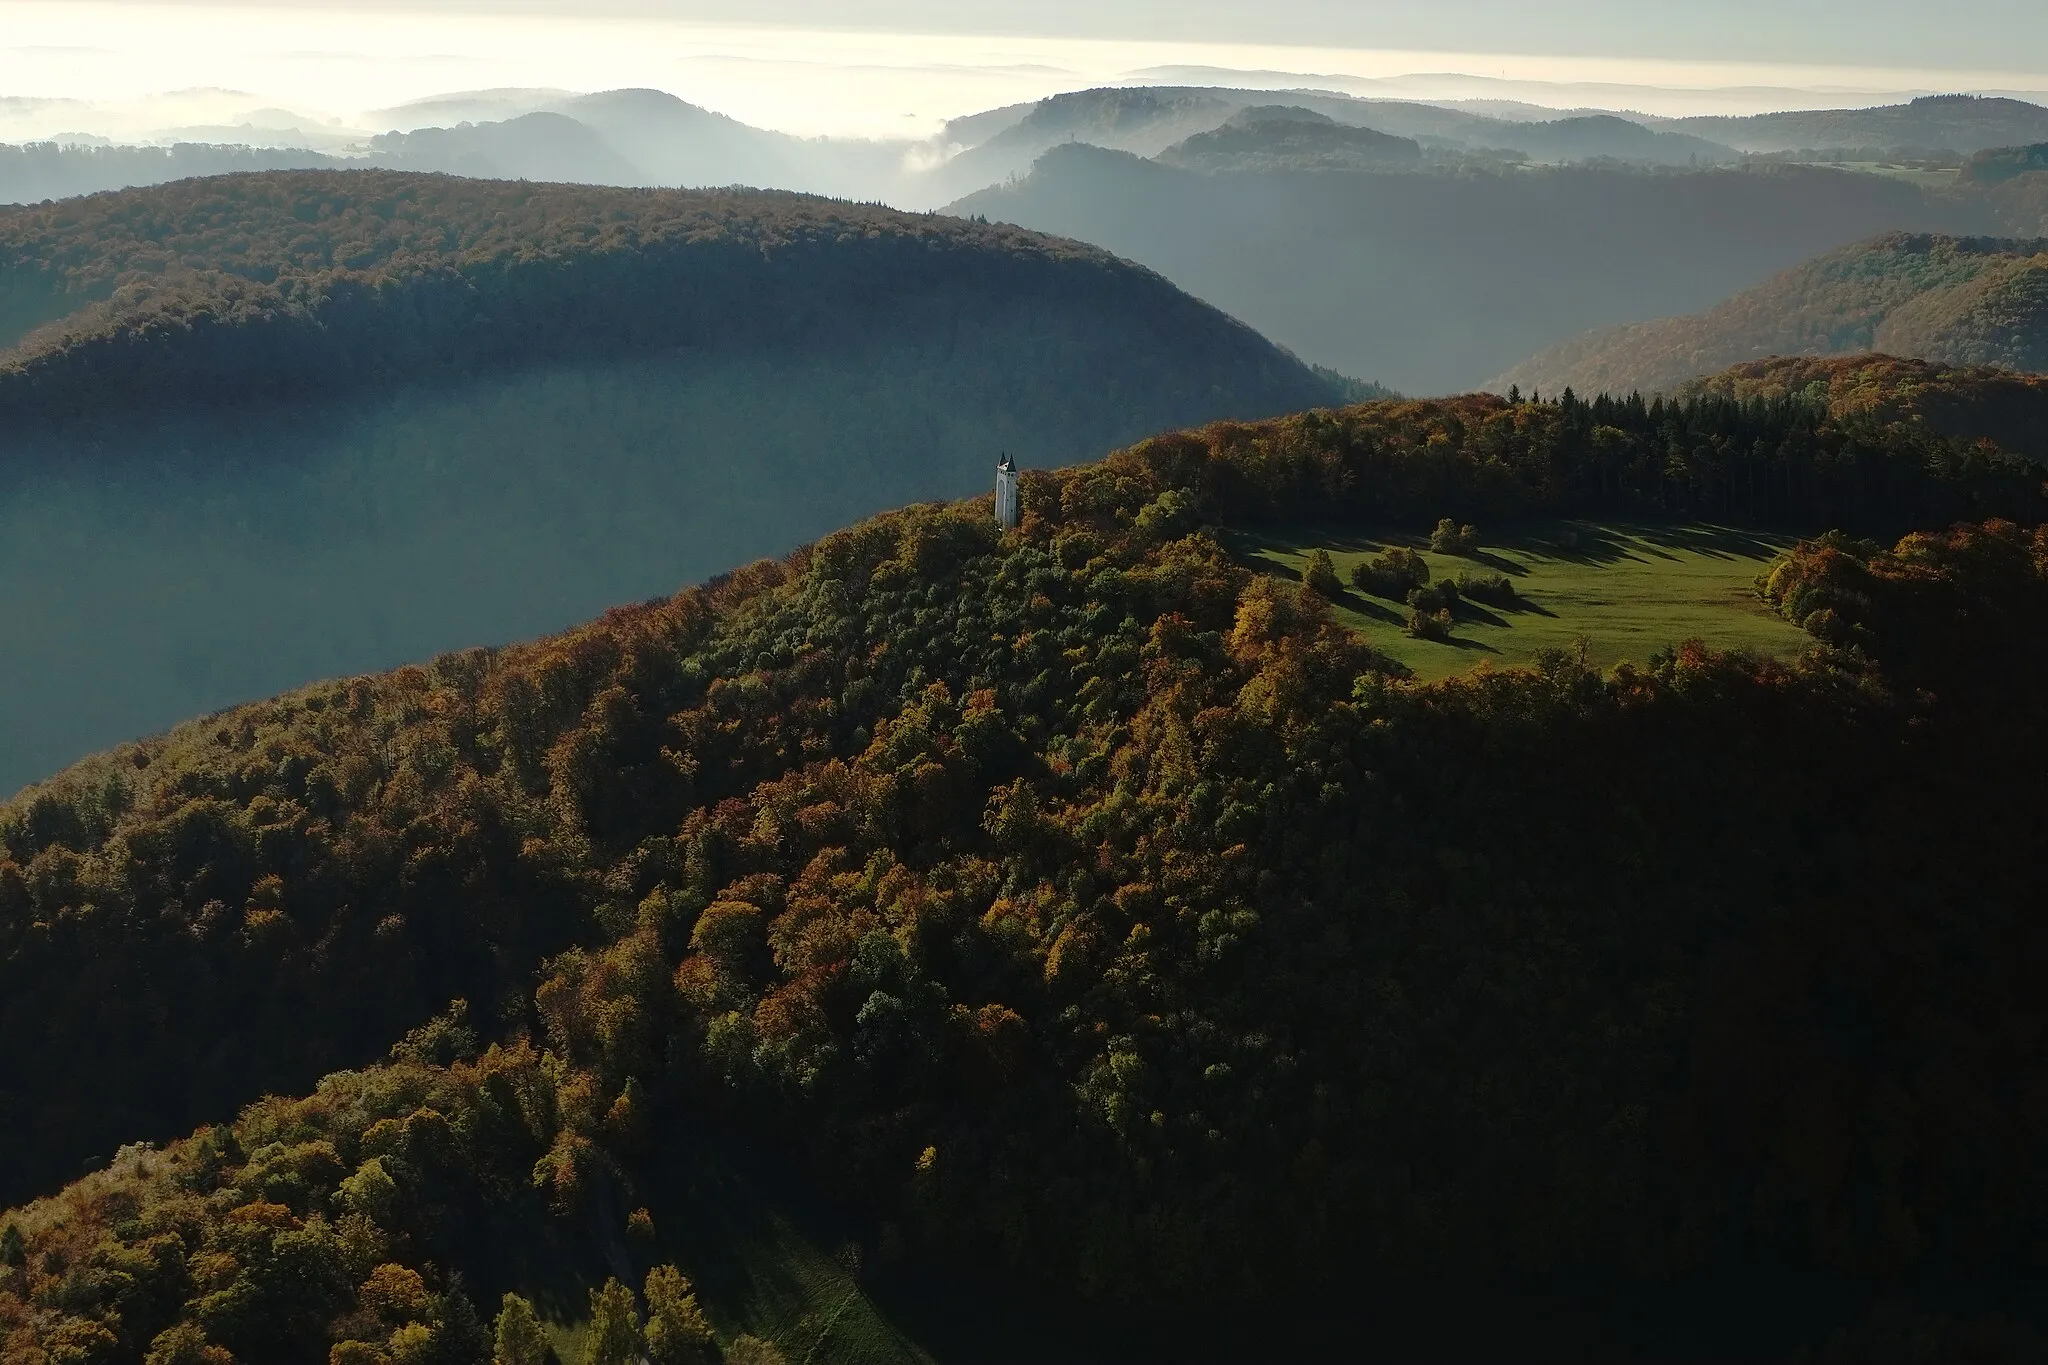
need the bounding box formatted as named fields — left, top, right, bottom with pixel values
left=1233, top=521, right=1813, bottom=680
left=1845, top=162, right=1962, bottom=187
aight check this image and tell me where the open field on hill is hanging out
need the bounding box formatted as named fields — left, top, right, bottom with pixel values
left=1804, top=162, right=1964, bottom=188
left=1234, top=521, right=1811, bottom=678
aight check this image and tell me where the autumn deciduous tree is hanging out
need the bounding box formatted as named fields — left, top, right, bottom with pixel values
left=144, top=1323, right=233, bottom=1365
left=492, top=1294, right=551, bottom=1365
left=644, top=1266, right=717, bottom=1365
left=585, top=1280, right=642, bottom=1365
left=1429, top=518, right=1482, bottom=554
left=1303, top=548, right=1342, bottom=597
left=1353, top=546, right=1431, bottom=598
left=725, top=1337, right=787, bottom=1365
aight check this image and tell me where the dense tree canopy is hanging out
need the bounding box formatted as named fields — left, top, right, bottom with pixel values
left=1678, top=353, right=2048, bottom=464
left=6, top=381, right=2048, bottom=1358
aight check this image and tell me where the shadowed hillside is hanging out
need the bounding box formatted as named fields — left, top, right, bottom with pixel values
left=0, top=170, right=1345, bottom=794
left=1492, top=233, right=2048, bottom=397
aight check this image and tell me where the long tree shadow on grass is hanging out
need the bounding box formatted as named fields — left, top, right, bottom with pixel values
left=1451, top=600, right=1511, bottom=629
left=1489, top=522, right=1647, bottom=566
left=1433, top=630, right=1502, bottom=655
left=1231, top=526, right=1387, bottom=558
left=1437, top=545, right=1531, bottom=576
left=1336, top=590, right=1408, bottom=625
left=1618, top=522, right=1800, bottom=561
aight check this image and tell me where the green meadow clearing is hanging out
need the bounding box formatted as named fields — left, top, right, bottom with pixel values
left=1233, top=521, right=1814, bottom=680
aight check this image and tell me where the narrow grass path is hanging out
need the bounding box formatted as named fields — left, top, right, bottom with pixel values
left=1233, top=520, right=1812, bottom=679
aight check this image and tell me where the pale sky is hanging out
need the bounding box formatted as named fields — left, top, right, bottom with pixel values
left=4, top=0, right=2046, bottom=140
left=60, top=0, right=2048, bottom=71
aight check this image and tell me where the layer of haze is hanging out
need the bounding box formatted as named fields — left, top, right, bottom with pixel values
left=5, top=2, right=2048, bottom=142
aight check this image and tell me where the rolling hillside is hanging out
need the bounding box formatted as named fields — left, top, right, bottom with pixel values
left=6, top=380, right=2048, bottom=1361
left=1491, top=233, right=2048, bottom=397
left=950, top=149, right=1991, bottom=393
left=0, top=170, right=1346, bottom=795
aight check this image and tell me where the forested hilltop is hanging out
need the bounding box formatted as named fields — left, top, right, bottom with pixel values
left=0, top=170, right=1328, bottom=429
left=0, top=170, right=1345, bottom=794
left=6, top=380, right=2048, bottom=1361
left=1493, top=233, right=2048, bottom=398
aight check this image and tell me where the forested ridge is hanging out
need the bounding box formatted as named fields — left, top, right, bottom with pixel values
left=1493, top=232, right=2048, bottom=399
left=1676, top=354, right=2048, bottom=463
left=0, top=170, right=1333, bottom=435
left=6, top=384, right=2048, bottom=1360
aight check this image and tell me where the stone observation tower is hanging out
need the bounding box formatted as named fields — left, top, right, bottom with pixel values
left=995, top=453, right=1020, bottom=530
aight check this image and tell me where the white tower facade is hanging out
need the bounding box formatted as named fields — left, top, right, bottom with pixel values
left=995, top=454, right=1020, bottom=530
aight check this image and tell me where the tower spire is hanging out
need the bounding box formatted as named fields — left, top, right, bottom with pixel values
left=995, top=453, right=1020, bottom=530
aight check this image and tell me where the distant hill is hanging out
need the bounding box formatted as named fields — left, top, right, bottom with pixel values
left=366, top=87, right=576, bottom=129
left=0, top=85, right=1763, bottom=213
left=550, top=88, right=805, bottom=188
left=1490, top=234, right=2048, bottom=397
left=0, top=140, right=338, bottom=205
left=915, top=86, right=1743, bottom=204
left=1, top=89, right=911, bottom=207
left=1157, top=107, right=1424, bottom=171
left=366, top=90, right=904, bottom=200
left=1666, top=93, right=2048, bottom=154
left=913, top=87, right=1242, bottom=202
left=1675, top=353, right=2048, bottom=463
left=951, top=148, right=1991, bottom=393
left=369, top=111, right=643, bottom=184
left=1475, top=113, right=1735, bottom=165
left=0, top=170, right=1345, bottom=793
